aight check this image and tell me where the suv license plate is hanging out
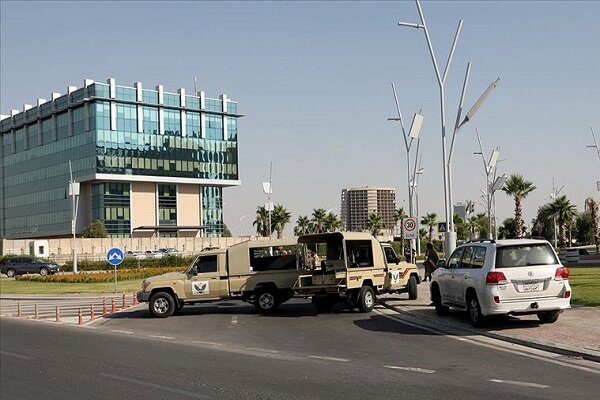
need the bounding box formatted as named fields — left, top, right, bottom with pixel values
left=522, top=283, right=540, bottom=292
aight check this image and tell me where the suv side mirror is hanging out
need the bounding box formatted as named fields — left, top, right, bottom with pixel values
left=188, top=267, right=198, bottom=276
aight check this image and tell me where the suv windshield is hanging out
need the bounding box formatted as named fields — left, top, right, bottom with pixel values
left=495, top=243, right=558, bottom=268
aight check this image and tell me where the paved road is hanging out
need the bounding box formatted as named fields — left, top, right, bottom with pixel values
left=2, top=299, right=599, bottom=400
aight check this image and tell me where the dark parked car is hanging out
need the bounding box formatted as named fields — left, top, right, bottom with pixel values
left=0, top=257, right=60, bottom=278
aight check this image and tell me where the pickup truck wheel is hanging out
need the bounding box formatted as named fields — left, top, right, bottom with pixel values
left=358, top=286, right=375, bottom=313
left=537, top=310, right=560, bottom=324
left=149, top=291, right=175, bottom=318
left=408, top=276, right=418, bottom=300
left=255, top=290, right=279, bottom=313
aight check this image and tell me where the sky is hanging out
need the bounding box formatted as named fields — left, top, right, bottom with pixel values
left=1, top=1, right=599, bottom=237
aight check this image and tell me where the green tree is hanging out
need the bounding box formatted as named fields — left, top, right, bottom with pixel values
left=585, top=197, right=600, bottom=253
left=454, top=213, right=469, bottom=242
left=498, top=218, right=517, bottom=239
left=540, top=195, right=578, bottom=247
left=253, top=206, right=270, bottom=237
left=466, top=216, right=479, bottom=240
left=311, top=208, right=328, bottom=233
left=272, top=204, right=291, bottom=239
left=475, top=212, right=489, bottom=239
left=502, top=173, right=536, bottom=238
left=366, top=212, right=385, bottom=236
left=223, top=224, right=232, bottom=237
left=82, top=220, right=108, bottom=238
left=420, top=212, right=438, bottom=243
left=294, top=215, right=312, bottom=236
left=323, top=212, right=342, bottom=233
left=531, top=204, right=554, bottom=241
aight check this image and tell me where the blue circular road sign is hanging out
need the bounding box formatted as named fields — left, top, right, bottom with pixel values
left=107, top=247, right=124, bottom=266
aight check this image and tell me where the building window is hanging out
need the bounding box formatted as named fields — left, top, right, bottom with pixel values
left=185, top=96, right=200, bottom=110
left=26, top=123, right=38, bottom=148
left=227, top=117, right=237, bottom=141
left=91, top=182, right=131, bottom=237
left=115, top=86, right=137, bottom=102
left=72, top=106, right=86, bottom=135
left=142, top=90, right=158, bottom=104
left=206, top=115, right=222, bottom=140
left=94, top=101, right=111, bottom=130
left=202, top=186, right=223, bottom=236
left=116, top=103, right=137, bottom=132
left=205, top=99, right=222, bottom=112
left=143, top=106, right=159, bottom=134
left=56, top=112, right=69, bottom=140
left=163, top=93, right=180, bottom=107
left=163, top=109, right=180, bottom=136
left=186, top=111, right=200, bottom=137
left=158, top=184, right=177, bottom=226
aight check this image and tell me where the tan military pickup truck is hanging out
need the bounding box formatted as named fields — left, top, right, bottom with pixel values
left=294, top=232, right=420, bottom=312
left=137, top=238, right=298, bottom=317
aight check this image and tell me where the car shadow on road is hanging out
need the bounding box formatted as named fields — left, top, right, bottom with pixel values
left=353, top=314, right=439, bottom=335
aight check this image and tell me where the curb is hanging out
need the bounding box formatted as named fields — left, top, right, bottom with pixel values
left=380, top=300, right=600, bottom=363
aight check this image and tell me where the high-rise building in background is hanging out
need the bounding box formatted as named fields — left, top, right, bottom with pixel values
left=1, top=78, right=241, bottom=239
left=340, top=187, right=396, bottom=233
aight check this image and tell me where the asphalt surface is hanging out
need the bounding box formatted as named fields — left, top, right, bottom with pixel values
left=2, top=298, right=599, bottom=400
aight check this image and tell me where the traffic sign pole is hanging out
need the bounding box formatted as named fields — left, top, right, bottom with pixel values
left=106, top=247, right=124, bottom=294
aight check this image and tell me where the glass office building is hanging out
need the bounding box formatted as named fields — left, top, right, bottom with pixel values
left=0, top=78, right=241, bottom=239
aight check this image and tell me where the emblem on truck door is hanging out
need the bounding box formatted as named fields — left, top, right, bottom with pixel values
left=192, top=281, right=209, bottom=295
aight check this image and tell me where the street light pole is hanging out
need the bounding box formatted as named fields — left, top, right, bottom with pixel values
left=399, top=0, right=500, bottom=255
left=388, top=83, right=424, bottom=263
left=399, top=0, right=463, bottom=256
left=587, top=126, right=600, bottom=163
left=68, top=161, right=80, bottom=274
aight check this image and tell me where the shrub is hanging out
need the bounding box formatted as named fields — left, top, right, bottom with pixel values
left=15, top=266, right=184, bottom=283
left=61, top=255, right=195, bottom=272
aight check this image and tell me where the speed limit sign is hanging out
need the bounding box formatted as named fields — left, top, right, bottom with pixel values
left=402, top=217, right=418, bottom=239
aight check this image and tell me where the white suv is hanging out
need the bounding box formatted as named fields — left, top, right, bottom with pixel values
left=431, top=239, right=571, bottom=327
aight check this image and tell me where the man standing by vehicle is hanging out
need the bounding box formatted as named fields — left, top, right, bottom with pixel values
left=424, top=242, right=439, bottom=282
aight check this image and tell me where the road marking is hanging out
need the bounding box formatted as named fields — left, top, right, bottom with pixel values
left=147, top=335, right=175, bottom=340
left=245, top=347, right=280, bottom=354
left=111, top=329, right=134, bottom=335
left=101, top=373, right=212, bottom=399
left=383, top=365, right=436, bottom=374
left=0, top=350, right=34, bottom=360
left=192, top=340, right=224, bottom=347
left=231, top=316, right=238, bottom=325
left=308, top=355, right=351, bottom=362
left=374, top=308, right=600, bottom=375
left=489, top=379, right=549, bottom=389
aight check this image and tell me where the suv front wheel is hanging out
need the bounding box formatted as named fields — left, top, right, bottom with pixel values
left=6, top=268, right=16, bottom=278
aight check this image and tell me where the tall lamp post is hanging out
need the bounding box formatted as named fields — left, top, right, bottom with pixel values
left=388, top=84, right=424, bottom=263
left=68, top=161, right=80, bottom=273
left=398, top=0, right=499, bottom=256
left=474, top=129, right=504, bottom=239
left=587, top=127, right=600, bottom=163
left=262, top=162, right=273, bottom=239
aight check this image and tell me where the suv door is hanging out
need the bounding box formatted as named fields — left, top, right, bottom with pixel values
left=437, top=247, right=463, bottom=303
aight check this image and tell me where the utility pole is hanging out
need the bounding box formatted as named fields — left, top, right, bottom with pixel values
left=69, top=161, right=80, bottom=273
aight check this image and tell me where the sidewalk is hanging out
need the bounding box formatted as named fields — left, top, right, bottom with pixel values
left=380, top=281, right=600, bottom=363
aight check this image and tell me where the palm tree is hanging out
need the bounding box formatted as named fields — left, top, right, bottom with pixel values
left=502, top=174, right=536, bottom=238
left=253, top=206, right=270, bottom=237
left=585, top=198, right=600, bottom=252
left=323, top=212, right=342, bottom=233
left=395, top=207, right=408, bottom=254
left=366, top=212, right=385, bottom=236
left=311, top=208, right=328, bottom=233
left=541, top=195, right=577, bottom=247
left=294, top=215, right=311, bottom=236
left=420, top=212, right=438, bottom=243
left=272, top=204, right=291, bottom=239
left=465, top=216, right=479, bottom=240
left=498, top=218, right=516, bottom=239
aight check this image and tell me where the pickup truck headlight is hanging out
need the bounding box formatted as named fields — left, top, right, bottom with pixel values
left=142, top=280, right=150, bottom=291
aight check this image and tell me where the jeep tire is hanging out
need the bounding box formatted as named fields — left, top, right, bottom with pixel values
left=255, top=288, right=279, bottom=313
left=149, top=291, right=176, bottom=318
left=357, top=286, right=375, bottom=313
left=408, top=275, right=418, bottom=300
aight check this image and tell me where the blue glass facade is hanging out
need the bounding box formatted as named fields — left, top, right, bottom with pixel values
left=0, top=79, right=241, bottom=238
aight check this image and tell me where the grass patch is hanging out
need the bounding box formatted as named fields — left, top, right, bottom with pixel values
left=568, top=267, right=600, bottom=307
left=0, top=278, right=144, bottom=294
